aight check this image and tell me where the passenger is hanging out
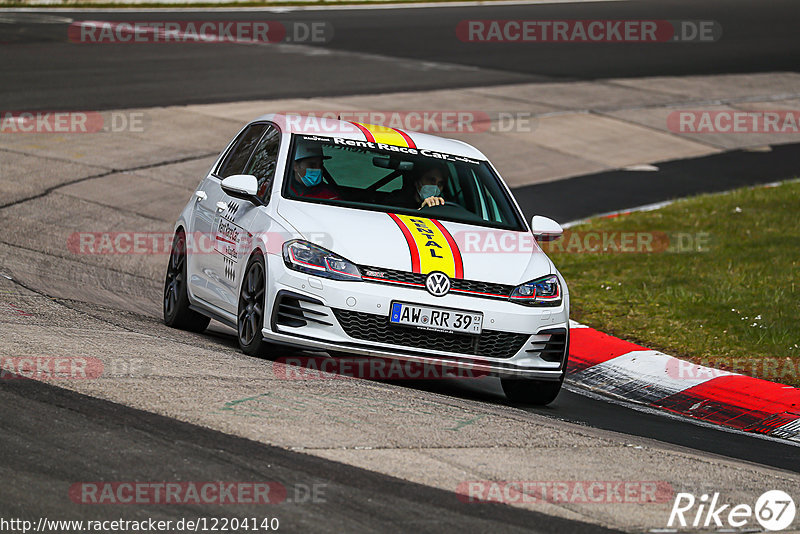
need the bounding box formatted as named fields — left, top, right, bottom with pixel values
left=289, top=145, right=340, bottom=200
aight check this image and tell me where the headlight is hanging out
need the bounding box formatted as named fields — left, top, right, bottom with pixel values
left=283, top=240, right=362, bottom=281
left=509, top=275, right=561, bottom=306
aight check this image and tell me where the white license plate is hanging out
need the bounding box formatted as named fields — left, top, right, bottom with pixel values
left=389, top=302, right=483, bottom=335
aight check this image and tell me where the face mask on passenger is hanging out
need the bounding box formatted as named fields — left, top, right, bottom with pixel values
left=419, top=184, right=441, bottom=199
left=300, top=168, right=323, bottom=187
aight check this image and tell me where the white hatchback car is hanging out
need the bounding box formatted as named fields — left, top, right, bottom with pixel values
left=164, top=115, right=569, bottom=404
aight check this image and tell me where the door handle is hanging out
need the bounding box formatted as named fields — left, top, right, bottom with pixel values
left=194, top=190, right=207, bottom=201
left=216, top=201, right=228, bottom=212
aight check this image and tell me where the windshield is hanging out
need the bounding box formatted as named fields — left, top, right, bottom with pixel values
left=282, top=134, right=526, bottom=231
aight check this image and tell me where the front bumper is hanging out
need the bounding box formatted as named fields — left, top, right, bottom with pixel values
left=261, top=253, right=570, bottom=379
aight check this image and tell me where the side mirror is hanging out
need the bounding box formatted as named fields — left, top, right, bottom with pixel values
left=531, top=215, right=563, bottom=242
left=220, top=174, right=263, bottom=205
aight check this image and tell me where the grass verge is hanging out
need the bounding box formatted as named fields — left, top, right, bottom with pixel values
left=549, top=179, right=800, bottom=387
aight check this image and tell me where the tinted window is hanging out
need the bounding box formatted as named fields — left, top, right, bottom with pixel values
left=217, top=123, right=267, bottom=178
left=246, top=125, right=281, bottom=200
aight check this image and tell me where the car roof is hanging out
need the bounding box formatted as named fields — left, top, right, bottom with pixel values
left=253, top=113, right=489, bottom=161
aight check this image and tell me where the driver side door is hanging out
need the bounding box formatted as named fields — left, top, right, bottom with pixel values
left=190, top=122, right=267, bottom=311
left=211, top=123, right=282, bottom=314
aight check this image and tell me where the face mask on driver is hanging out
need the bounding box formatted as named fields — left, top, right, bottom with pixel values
left=300, top=168, right=323, bottom=187
left=419, top=184, right=441, bottom=199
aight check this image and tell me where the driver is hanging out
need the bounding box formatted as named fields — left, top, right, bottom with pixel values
left=289, top=145, right=340, bottom=200
left=402, top=162, right=449, bottom=209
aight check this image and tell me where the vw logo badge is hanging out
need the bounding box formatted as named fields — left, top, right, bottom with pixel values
left=425, top=271, right=451, bottom=297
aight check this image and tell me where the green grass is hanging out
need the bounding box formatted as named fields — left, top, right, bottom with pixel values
left=550, top=180, right=800, bottom=387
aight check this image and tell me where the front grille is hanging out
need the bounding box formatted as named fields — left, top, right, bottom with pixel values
left=333, top=309, right=529, bottom=359
left=361, top=266, right=424, bottom=286
left=526, top=327, right=567, bottom=362
left=450, top=278, right=513, bottom=298
left=359, top=265, right=515, bottom=300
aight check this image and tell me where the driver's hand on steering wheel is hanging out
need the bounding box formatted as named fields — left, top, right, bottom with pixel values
left=419, top=196, right=445, bottom=209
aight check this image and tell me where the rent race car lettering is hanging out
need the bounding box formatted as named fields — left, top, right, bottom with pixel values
left=330, top=136, right=419, bottom=154
left=332, top=137, right=376, bottom=148
left=376, top=142, right=418, bottom=154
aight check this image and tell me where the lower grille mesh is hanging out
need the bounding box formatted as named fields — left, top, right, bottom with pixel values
left=333, top=309, right=529, bottom=359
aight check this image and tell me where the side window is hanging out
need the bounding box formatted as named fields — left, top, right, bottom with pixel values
left=216, top=123, right=267, bottom=178
left=246, top=125, right=281, bottom=200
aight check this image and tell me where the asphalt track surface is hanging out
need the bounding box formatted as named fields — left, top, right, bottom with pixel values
left=0, top=376, right=618, bottom=534
left=2, top=0, right=800, bottom=531
left=0, top=0, right=798, bottom=110
left=1, top=142, right=798, bottom=532
left=514, top=143, right=800, bottom=223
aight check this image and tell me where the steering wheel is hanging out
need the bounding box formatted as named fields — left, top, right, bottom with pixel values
left=419, top=201, right=465, bottom=211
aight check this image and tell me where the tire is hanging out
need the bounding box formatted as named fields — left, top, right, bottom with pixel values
left=163, top=230, right=210, bottom=333
left=501, top=375, right=564, bottom=406
left=237, top=251, right=271, bottom=357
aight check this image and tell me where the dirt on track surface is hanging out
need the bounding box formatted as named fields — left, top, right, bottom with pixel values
left=1, top=106, right=799, bottom=532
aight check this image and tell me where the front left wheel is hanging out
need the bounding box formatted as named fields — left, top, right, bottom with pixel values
left=238, top=251, right=271, bottom=357
left=163, top=230, right=210, bottom=333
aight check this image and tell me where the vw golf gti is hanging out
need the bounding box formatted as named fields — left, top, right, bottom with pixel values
left=163, top=115, right=570, bottom=404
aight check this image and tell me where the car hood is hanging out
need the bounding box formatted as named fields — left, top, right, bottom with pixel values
left=277, top=200, right=552, bottom=285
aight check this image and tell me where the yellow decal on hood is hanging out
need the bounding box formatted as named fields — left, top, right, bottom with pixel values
left=388, top=213, right=463, bottom=278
